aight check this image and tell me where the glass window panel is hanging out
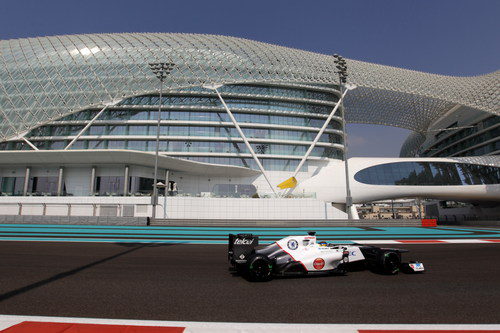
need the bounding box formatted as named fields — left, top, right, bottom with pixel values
left=108, top=140, right=126, bottom=149
left=95, top=176, right=124, bottom=196
left=89, top=126, right=105, bottom=135
left=88, top=140, right=106, bottom=149
left=128, top=125, right=149, bottom=135
left=1, top=177, right=25, bottom=195
left=127, top=140, right=147, bottom=151
left=107, top=125, right=127, bottom=135
left=49, top=141, right=66, bottom=149
left=29, top=176, right=59, bottom=195
left=355, top=162, right=500, bottom=186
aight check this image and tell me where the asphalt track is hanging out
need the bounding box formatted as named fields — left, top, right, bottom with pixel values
left=0, top=241, right=499, bottom=324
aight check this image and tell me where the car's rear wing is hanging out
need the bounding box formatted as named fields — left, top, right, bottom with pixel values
left=228, top=233, right=259, bottom=265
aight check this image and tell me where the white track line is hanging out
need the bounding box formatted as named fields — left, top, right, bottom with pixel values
left=355, top=239, right=498, bottom=244
left=1, top=315, right=500, bottom=332
left=353, top=240, right=400, bottom=244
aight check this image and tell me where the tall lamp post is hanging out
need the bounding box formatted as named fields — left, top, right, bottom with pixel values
left=156, top=181, right=167, bottom=219
left=148, top=62, right=174, bottom=220
left=333, top=54, right=353, bottom=220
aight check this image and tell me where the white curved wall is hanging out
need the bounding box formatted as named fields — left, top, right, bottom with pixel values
left=295, top=157, right=500, bottom=203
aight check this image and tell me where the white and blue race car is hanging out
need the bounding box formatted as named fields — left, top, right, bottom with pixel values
left=228, top=232, right=424, bottom=281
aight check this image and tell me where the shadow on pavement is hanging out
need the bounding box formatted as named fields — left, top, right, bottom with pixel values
left=0, top=243, right=176, bottom=303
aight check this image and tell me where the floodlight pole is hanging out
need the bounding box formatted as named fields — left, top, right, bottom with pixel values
left=149, top=62, right=174, bottom=220
left=340, top=83, right=353, bottom=220
left=334, top=54, right=353, bottom=220
left=151, top=77, right=163, bottom=220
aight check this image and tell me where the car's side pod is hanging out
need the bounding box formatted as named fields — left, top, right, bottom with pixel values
left=228, top=234, right=259, bottom=266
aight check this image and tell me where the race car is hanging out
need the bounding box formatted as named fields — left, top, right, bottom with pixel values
left=228, top=232, right=424, bottom=281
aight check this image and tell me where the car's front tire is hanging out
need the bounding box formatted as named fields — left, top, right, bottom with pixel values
left=246, top=255, right=273, bottom=282
left=379, top=251, right=401, bottom=275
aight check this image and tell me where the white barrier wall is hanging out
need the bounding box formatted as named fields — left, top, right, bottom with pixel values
left=0, top=197, right=347, bottom=220
left=162, top=197, right=346, bottom=220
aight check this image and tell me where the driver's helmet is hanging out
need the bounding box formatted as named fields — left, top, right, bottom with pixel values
left=318, top=241, right=327, bottom=247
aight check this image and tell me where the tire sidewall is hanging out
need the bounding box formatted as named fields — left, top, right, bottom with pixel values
left=247, top=255, right=273, bottom=282
left=380, top=251, right=400, bottom=275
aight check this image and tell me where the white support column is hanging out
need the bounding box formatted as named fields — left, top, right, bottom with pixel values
left=417, top=198, right=423, bottom=219
left=64, top=105, right=109, bottom=150
left=123, top=165, right=130, bottom=196
left=23, top=167, right=31, bottom=196
left=291, top=88, right=349, bottom=179
left=205, top=85, right=277, bottom=195
left=57, top=166, right=64, bottom=196
left=349, top=204, right=359, bottom=220
left=164, top=169, right=169, bottom=219
left=90, top=166, right=96, bottom=195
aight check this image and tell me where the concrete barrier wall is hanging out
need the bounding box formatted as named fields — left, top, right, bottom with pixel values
left=0, top=197, right=347, bottom=220
left=438, top=220, right=500, bottom=227
left=151, top=218, right=423, bottom=227
left=0, top=215, right=424, bottom=227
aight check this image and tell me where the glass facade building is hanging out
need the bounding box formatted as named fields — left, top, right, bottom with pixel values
left=419, top=115, right=500, bottom=158
left=0, top=83, right=344, bottom=171
left=0, top=32, right=498, bottom=210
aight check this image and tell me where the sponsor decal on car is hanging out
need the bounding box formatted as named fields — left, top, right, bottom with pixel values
left=287, top=239, right=299, bottom=250
left=409, top=262, right=425, bottom=271
left=313, top=258, right=325, bottom=270
left=234, top=238, right=253, bottom=245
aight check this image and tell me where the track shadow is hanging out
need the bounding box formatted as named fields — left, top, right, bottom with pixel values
left=0, top=243, right=176, bottom=302
left=114, top=242, right=186, bottom=248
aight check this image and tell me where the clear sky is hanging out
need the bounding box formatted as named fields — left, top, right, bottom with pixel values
left=2, top=0, right=498, bottom=157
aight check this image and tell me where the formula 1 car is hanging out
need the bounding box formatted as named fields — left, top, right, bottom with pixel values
left=228, top=232, right=424, bottom=281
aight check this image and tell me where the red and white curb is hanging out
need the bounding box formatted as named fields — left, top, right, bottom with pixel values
left=1, top=315, right=500, bottom=333
left=354, top=239, right=500, bottom=244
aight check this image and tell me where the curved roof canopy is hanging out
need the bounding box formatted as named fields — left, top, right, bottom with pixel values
left=0, top=33, right=498, bottom=142
left=0, top=150, right=261, bottom=177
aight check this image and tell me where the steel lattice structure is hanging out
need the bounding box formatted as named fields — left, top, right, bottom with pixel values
left=1, top=33, right=499, bottom=142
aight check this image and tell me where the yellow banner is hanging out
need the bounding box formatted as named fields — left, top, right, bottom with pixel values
left=277, top=177, right=297, bottom=189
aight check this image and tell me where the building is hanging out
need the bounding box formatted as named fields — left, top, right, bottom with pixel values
left=399, top=98, right=500, bottom=221
left=0, top=33, right=498, bottom=219
left=357, top=200, right=423, bottom=220
left=401, top=108, right=499, bottom=158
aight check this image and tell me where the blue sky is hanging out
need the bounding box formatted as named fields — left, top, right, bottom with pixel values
left=2, top=0, right=498, bottom=156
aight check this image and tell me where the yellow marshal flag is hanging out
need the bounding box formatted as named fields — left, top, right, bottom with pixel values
left=277, top=177, right=297, bottom=189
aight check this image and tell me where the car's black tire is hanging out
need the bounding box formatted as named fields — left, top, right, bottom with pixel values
left=246, top=255, right=273, bottom=282
left=379, top=251, right=401, bottom=275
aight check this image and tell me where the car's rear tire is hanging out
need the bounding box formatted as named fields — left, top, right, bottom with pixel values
left=247, top=255, right=273, bottom=282
left=379, top=251, right=401, bottom=275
